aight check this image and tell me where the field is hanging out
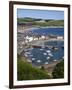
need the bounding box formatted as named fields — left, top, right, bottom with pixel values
left=17, top=17, right=64, bottom=27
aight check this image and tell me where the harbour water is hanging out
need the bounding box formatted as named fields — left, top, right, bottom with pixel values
left=21, top=28, right=64, bottom=66
left=23, top=41, right=64, bottom=66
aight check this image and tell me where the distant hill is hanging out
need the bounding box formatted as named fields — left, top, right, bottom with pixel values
left=17, top=17, right=64, bottom=27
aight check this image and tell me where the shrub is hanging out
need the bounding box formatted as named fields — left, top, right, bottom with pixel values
left=52, top=60, right=64, bottom=79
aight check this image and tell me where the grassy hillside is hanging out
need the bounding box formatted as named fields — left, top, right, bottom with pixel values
left=17, top=57, right=51, bottom=80
left=17, top=17, right=64, bottom=27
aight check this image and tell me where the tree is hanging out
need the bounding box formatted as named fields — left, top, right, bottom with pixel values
left=52, top=60, right=64, bottom=79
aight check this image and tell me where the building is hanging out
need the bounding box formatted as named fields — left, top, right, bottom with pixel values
left=57, top=36, right=64, bottom=39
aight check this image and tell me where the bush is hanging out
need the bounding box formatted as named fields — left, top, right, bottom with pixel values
left=17, top=58, right=50, bottom=80
left=52, top=60, right=64, bottom=79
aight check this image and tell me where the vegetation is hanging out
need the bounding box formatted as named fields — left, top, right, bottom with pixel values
left=17, top=17, right=42, bottom=22
left=17, top=57, right=51, bottom=80
left=17, top=17, right=64, bottom=27
left=52, top=60, right=64, bottom=79
left=33, top=20, right=64, bottom=27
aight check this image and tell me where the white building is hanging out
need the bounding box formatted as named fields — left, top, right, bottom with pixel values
left=33, top=38, right=38, bottom=40
left=41, top=35, right=46, bottom=39
left=57, top=36, right=64, bottom=39
left=25, top=36, right=33, bottom=42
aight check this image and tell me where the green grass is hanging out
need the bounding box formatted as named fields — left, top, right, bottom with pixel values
left=17, top=18, right=64, bottom=27
left=17, top=57, right=51, bottom=80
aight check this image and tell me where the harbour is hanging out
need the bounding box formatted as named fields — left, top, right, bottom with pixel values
left=17, top=27, right=64, bottom=68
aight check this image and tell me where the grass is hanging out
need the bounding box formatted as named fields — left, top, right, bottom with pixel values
left=17, top=56, right=51, bottom=80
left=17, top=18, right=64, bottom=27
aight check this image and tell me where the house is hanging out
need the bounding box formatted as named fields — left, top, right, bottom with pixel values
left=33, top=38, right=39, bottom=40
left=41, top=35, right=46, bottom=40
left=25, top=36, right=33, bottom=42
left=57, top=36, right=64, bottom=39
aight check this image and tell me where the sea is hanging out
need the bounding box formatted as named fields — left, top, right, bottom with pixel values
left=28, top=27, right=64, bottom=36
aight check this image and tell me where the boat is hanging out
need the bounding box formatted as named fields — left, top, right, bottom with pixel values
left=46, top=50, right=51, bottom=53
left=43, top=53, right=47, bottom=55
left=37, top=60, right=41, bottom=63
left=32, top=58, right=35, bottom=61
left=48, top=53, right=53, bottom=57
left=46, top=57, right=50, bottom=59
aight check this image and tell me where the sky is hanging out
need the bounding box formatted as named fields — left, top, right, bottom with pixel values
left=17, top=9, right=64, bottom=20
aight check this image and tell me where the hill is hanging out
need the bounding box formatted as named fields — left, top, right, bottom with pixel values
left=17, top=17, right=64, bottom=27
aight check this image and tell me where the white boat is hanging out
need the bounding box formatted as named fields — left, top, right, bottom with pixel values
left=43, top=53, right=47, bottom=55
left=48, top=53, right=53, bottom=57
left=46, top=57, right=50, bottom=59
left=32, top=58, right=35, bottom=61
left=46, top=50, right=51, bottom=53
left=37, top=60, right=41, bottom=63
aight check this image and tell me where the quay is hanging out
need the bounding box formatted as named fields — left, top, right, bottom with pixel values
left=28, top=39, right=64, bottom=49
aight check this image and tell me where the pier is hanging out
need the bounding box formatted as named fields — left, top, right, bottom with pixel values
left=29, top=39, right=64, bottom=49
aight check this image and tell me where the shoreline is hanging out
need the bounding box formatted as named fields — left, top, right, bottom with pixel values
left=18, top=26, right=64, bottom=32
left=42, top=60, right=61, bottom=69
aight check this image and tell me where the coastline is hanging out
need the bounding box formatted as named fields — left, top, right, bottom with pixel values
left=43, top=60, right=61, bottom=69
left=18, top=26, right=64, bottom=32
left=42, top=60, right=62, bottom=76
